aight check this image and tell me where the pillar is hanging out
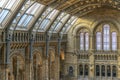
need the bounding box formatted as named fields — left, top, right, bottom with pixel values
left=83, top=64, right=85, bottom=79
left=111, top=65, right=112, bottom=80
left=105, top=65, right=107, bottom=80
left=100, top=65, right=101, bottom=80
left=89, top=34, right=95, bottom=80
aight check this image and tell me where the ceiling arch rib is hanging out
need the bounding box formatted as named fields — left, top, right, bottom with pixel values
left=56, top=0, right=82, bottom=10
left=32, top=8, right=59, bottom=33
left=0, top=0, right=21, bottom=29
left=58, top=16, right=75, bottom=33
left=58, top=16, right=71, bottom=33
left=61, top=17, right=78, bottom=34
left=28, top=0, right=64, bottom=33
left=10, top=1, right=45, bottom=31
left=38, top=0, right=120, bottom=17
left=16, top=3, right=44, bottom=30
left=48, top=13, right=70, bottom=33
left=39, top=10, right=59, bottom=31
left=9, top=1, right=36, bottom=31
left=32, top=0, right=68, bottom=33
left=64, top=17, right=78, bottom=34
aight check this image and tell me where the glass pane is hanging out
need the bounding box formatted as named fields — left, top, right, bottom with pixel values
left=65, top=18, right=77, bottom=33
left=61, top=14, right=69, bottom=23
left=0, top=0, right=6, bottom=7
left=96, top=32, right=102, bottom=50
left=18, top=14, right=27, bottom=26
left=54, top=22, right=63, bottom=31
left=85, top=33, right=89, bottom=50
left=112, top=32, right=117, bottom=51
left=103, top=24, right=110, bottom=50
left=80, top=33, right=84, bottom=50
left=40, top=19, right=50, bottom=29
left=26, top=2, right=41, bottom=15
left=23, top=15, right=33, bottom=27
left=47, top=10, right=58, bottom=19
left=0, top=9, right=9, bottom=23
left=42, top=7, right=52, bottom=16
left=5, top=0, right=16, bottom=9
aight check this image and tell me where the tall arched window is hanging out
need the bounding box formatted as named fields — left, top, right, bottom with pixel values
left=85, top=33, right=89, bottom=50
left=112, top=32, right=117, bottom=51
left=96, top=24, right=117, bottom=51
left=80, top=33, right=84, bottom=50
left=103, top=24, right=110, bottom=50
left=96, top=32, right=102, bottom=50
left=80, top=32, right=89, bottom=51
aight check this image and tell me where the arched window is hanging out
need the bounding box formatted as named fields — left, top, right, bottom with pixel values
left=80, top=33, right=84, bottom=50
left=85, top=33, right=89, bottom=50
left=96, top=32, right=102, bottom=50
left=96, top=65, right=100, bottom=76
left=112, top=32, right=117, bottom=51
left=112, top=66, right=116, bottom=77
left=101, top=65, right=105, bottom=76
left=85, top=65, right=89, bottom=76
left=80, top=32, right=89, bottom=51
left=103, top=24, right=110, bottom=50
left=107, top=65, right=111, bottom=77
left=69, top=66, right=73, bottom=76
left=79, top=65, right=83, bottom=75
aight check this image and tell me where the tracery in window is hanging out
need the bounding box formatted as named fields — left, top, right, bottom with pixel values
left=96, top=24, right=117, bottom=51
left=79, top=30, right=89, bottom=51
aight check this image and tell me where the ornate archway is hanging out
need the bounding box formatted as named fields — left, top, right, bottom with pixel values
left=49, top=49, right=56, bottom=80
left=33, top=51, right=43, bottom=80
left=9, top=52, right=25, bottom=80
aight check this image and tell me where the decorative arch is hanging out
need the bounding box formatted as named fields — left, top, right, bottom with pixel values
left=9, top=50, right=25, bottom=64
left=32, top=50, right=43, bottom=80
left=49, top=48, right=56, bottom=62
left=32, top=50, right=43, bottom=65
left=48, top=48, right=56, bottom=80
left=91, top=18, right=120, bottom=35
left=72, top=23, right=91, bottom=36
left=9, top=51, right=25, bottom=80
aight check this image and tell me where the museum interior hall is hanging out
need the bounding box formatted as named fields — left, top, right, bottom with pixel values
left=0, top=0, right=120, bottom=80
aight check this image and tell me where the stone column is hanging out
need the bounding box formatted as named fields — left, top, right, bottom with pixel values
left=117, top=35, right=120, bottom=79
left=83, top=64, right=85, bottom=79
left=111, top=65, right=112, bottom=80
left=25, top=59, right=31, bottom=80
left=105, top=65, right=107, bottom=80
left=54, top=56, right=60, bottom=80
left=89, top=54, right=94, bottom=80
left=100, top=65, right=101, bottom=80
left=45, top=59, right=49, bottom=80
left=42, top=58, right=47, bottom=80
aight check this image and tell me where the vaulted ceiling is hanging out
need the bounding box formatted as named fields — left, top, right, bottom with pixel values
left=0, top=0, right=120, bottom=34
left=37, top=0, right=120, bottom=17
